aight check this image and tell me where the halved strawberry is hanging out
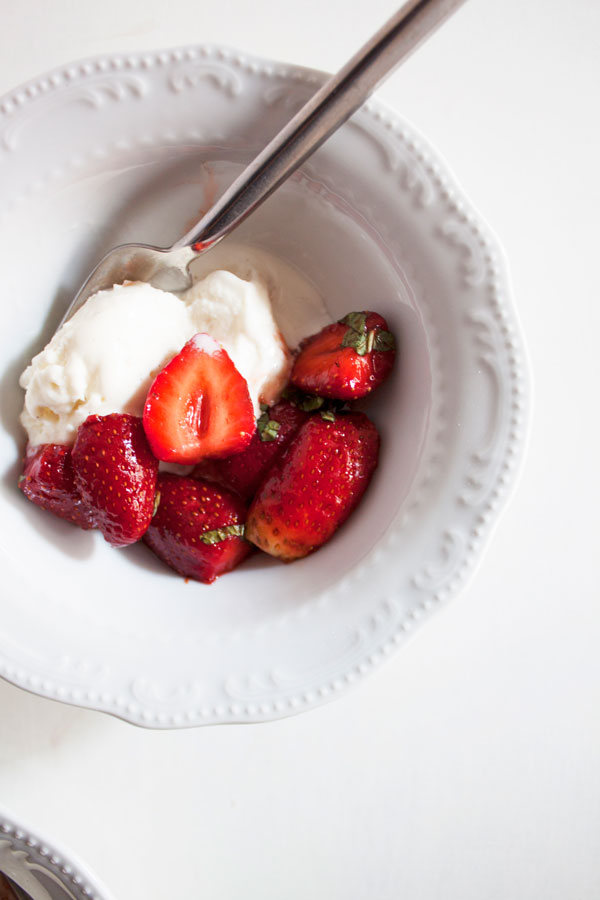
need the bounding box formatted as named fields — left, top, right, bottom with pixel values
left=18, top=443, right=95, bottom=529
left=290, top=311, right=396, bottom=400
left=144, top=473, right=251, bottom=583
left=143, top=333, right=255, bottom=464
left=246, top=411, right=380, bottom=561
left=192, top=398, right=310, bottom=501
left=71, top=413, right=158, bottom=547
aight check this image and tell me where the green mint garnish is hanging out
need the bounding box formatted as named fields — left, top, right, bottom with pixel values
left=257, top=409, right=281, bottom=442
left=282, top=386, right=326, bottom=412
left=341, top=329, right=368, bottom=356
left=340, top=312, right=395, bottom=356
left=341, top=312, right=368, bottom=334
left=374, top=330, right=396, bottom=352
left=341, top=311, right=369, bottom=356
left=299, top=394, right=326, bottom=412
left=199, top=524, right=246, bottom=545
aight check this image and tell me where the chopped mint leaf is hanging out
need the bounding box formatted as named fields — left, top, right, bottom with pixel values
left=282, top=386, right=330, bottom=412
left=341, top=311, right=367, bottom=334
left=341, top=330, right=368, bottom=356
left=199, top=523, right=246, bottom=545
left=257, top=410, right=281, bottom=442
left=299, top=394, right=326, bottom=411
left=374, top=330, right=396, bottom=352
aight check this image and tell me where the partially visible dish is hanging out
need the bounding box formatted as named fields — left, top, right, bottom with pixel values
left=0, top=805, right=115, bottom=900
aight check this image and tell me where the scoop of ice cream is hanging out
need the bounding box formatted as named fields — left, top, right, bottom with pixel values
left=20, top=269, right=293, bottom=447
left=186, top=269, right=291, bottom=410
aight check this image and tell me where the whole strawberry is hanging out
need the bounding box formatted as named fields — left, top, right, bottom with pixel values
left=246, top=411, right=379, bottom=561
left=290, top=311, right=396, bottom=400
left=144, top=473, right=251, bottom=584
left=71, top=414, right=158, bottom=547
left=192, top=398, right=310, bottom=501
left=18, top=443, right=95, bottom=529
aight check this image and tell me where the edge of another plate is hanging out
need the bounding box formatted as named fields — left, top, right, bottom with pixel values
left=0, top=804, right=116, bottom=900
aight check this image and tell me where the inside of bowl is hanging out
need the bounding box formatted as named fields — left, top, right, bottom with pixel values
left=1, top=147, right=434, bottom=641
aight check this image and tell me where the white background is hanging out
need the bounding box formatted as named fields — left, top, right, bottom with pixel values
left=1, top=1, right=599, bottom=898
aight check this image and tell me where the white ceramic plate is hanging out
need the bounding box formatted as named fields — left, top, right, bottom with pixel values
left=0, top=805, right=115, bottom=900
left=0, top=45, right=528, bottom=727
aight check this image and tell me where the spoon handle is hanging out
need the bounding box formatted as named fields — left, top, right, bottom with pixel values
left=174, top=0, right=467, bottom=251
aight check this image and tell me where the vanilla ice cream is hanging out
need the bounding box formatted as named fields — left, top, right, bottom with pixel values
left=20, top=246, right=331, bottom=447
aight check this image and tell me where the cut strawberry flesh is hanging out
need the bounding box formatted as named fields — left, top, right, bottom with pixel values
left=143, top=333, right=255, bottom=464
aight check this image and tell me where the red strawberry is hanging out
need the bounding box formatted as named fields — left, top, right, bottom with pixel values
left=192, top=398, right=310, bottom=501
left=246, top=411, right=379, bottom=561
left=143, top=333, right=255, bottom=464
left=71, top=414, right=158, bottom=547
left=290, top=311, right=396, bottom=400
left=18, top=443, right=95, bottom=529
left=143, top=473, right=251, bottom=584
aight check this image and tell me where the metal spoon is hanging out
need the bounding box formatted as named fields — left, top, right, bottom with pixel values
left=60, top=0, right=466, bottom=326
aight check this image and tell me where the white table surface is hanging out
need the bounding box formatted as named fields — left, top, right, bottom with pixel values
left=1, top=1, right=599, bottom=898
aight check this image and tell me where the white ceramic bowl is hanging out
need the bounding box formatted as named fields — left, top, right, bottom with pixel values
left=0, top=45, right=529, bottom=727
left=0, top=805, right=115, bottom=900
